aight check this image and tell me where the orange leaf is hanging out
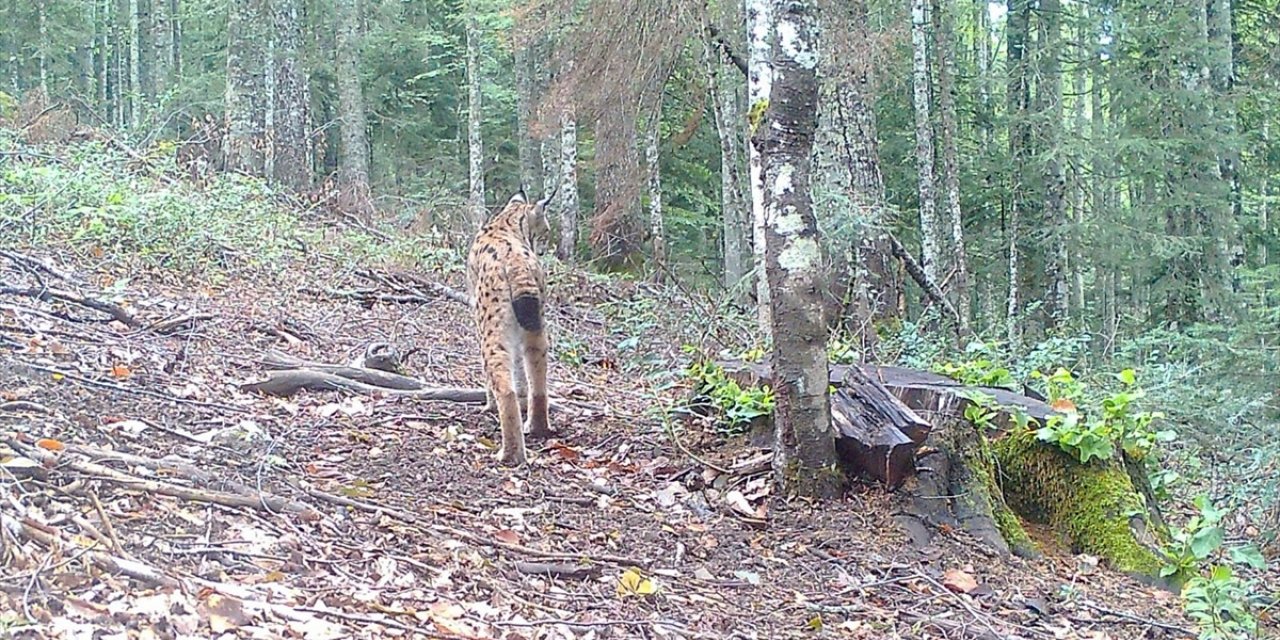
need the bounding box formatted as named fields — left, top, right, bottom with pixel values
left=551, top=443, right=580, bottom=461
left=493, top=529, right=521, bottom=545
left=110, top=364, right=131, bottom=379
left=36, top=438, right=65, bottom=451
left=942, top=568, right=979, bottom=594
left=1050, top=398, right=1077, bottom=413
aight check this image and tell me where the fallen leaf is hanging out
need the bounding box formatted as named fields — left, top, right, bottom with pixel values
left=199, top=593, right=250, bottom=633
left=1051, top=398, right=1077, bottom=413
left=616, top=568, right=659, bottom=598
left=942, top=568, right=979, bottom=594
left=35, top=438, right=65, bottom=451
left=551, top=442, right=580, bottom=461
left=110, top=364, right=131, bottom=379
left=494, top=529, right=521, bottom=545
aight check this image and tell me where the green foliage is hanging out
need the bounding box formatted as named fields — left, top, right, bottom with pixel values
left=932, top=341, right=1017, bottom=388
left=1032, top=368, right=1174, bottom=466
left=1157, top=497, right=1267, bottom=639
left=685, top=360, right=775, bottom=436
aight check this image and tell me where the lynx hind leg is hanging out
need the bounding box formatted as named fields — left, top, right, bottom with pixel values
left=521, top=328, right=552, bottom=439
left=483, top=353, right=527, bottom=466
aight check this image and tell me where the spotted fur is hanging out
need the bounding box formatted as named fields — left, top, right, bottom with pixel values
left=465, top=191, right=554, bottom=466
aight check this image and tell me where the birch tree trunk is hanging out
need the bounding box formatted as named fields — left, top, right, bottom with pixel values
left=465, top=7, right=486, bottom=231
left=335, top=0, right=371, bottom=207
left=558, top=108, right=580, bottom=262
left=37, top=0, right=49, bottom=96
left=273, top=0, right=312, bottom=191
left=931, top=0, right=970, bottom=335
left=746, top=0, right=774, bottom=342
left=910, top=0, right=942, bottom=288
left=151, top=0, right=169, bottom=97
left=1006, top=0, right=1032, bottom=347
left=757, top=0, right=839, bottom=499
left=705, top=33, right=749, bottom=293
left=645, top=119, right=666, bottom=283
left=224, top=0, right=268, bottom=175
left=94, top=0, right=108, bottom=105
left=1041, top=0, right=1069, bottom=327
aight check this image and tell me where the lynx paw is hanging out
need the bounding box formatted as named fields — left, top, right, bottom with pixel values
left=524, top=420, right=554, bottom=441
left=497, top=446, right=527, bottom=467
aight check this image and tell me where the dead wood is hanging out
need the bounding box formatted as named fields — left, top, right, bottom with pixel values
left=887, top=234, right=968, bottom=340
left=240, top=368, right=486, bottom=402
left=6, top=435, right=322, bottom=521
left=143, top=312, right=214, bottom=334
left=0, top=284, right=140, bottom=327
left=2, top=512, right=183, bottom=589
left=15, top=360, right=252, bottom=413
left=260, top=350, right=423, bottom=390
left=513, top=561, right=603, bottom=580
left=715, top=360, right=932, bottom=488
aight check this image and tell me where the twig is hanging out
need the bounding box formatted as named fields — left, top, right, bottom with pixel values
left=512, top=561, right=602, bottom=580
left=15, top=361, right=250, bottom=413
left=302, top=485, right=650, bottom=568
left=6, top=437, right=321, bottom=520
left=0, top=285, right=140, bottom=328
left=142, top=312, right=214, bottom=335
left=1079, top=602, right=1196, bottom=637
left=294, top=606, right=459, bottom=639
left=3, top=512, right=182, bottom=589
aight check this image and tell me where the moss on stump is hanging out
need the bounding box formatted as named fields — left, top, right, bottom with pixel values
left=993, top=428, right=1161, bottom=576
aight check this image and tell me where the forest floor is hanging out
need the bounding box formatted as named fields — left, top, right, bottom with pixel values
left=0, top=237, right=1224, bottom=640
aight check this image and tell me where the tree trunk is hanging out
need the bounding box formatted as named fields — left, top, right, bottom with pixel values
left=37, top=0, right=49, bottom=96
left=645, top=118, right=667, bottom=282
left=705, top=31, right=749, bottom=294
left=169, top=0, right=180, bottom=80
left=273, top=0, right=312, bottom=191
left=745, top=0, right=773, bottom=342
left=465, top=8, right=485, bottom=231
left=1040, top=0, right=1069, bottom=328
left=335, top=0, right=370, bottom=206
left=756, top=0, right=839, bottom=498
left=931, top=0, right=970, bottom=335
left=910, top=0, right=942, bottom=286
left=1005, top=0, right=1032, bottom=347
left=514, top=40, right=542, bottom=194
left=224, top=0, right=268, bottom=175
left=590, top=102, right=642, bottom=270
left=94, top=0, right=108, bottom=105
left=558, top=108, right=580, bottom=262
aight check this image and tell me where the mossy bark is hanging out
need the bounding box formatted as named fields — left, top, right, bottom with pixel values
left=992, top=428, right=1162, bottom=576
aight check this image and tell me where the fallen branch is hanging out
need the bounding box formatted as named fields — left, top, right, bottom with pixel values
left=240, top=369, right=485, bottom=402
left=1079, top=602, right=1196, bottom=637
left=0, top=285, right=140, bottom=328
left=15, top=361, right=250, bottom=413
left=6, top=436, right=322, bottom=521
left=143, top=312, right=214, bottom=335
left=2, top=512, right=182, bottom=589
left=512, top=561, right=602, bottom=580
left=887, top=234, right=968, bottom=340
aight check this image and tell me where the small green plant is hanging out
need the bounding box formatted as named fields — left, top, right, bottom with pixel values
left=1032, top=368, right=1176, bottom=465
left=1160, top=498, right=1266, bottom=640
left=1183, top=566, right=1258, bottom=640
left=685, top=361, right=775, bottom=435
left=827, top=336, right=859, bottom=365
left=932, top=341, right=1017, bottom=388
left=958, top=390, right=1001, bottom=430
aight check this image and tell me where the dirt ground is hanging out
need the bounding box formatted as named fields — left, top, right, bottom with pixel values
left=0, top=245, right=1235, bottom=639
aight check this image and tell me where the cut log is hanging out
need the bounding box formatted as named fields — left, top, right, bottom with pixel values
left=712, top=360, right=931, bottom=489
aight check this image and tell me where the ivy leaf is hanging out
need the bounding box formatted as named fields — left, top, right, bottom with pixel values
left=1116, top=369, right=1137, bottom=385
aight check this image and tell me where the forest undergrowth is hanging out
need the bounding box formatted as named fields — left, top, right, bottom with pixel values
left=1, top=131, right=1277, bottom=638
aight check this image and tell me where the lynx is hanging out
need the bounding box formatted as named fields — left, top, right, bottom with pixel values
left=465, top=190, right=555, bottom=466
